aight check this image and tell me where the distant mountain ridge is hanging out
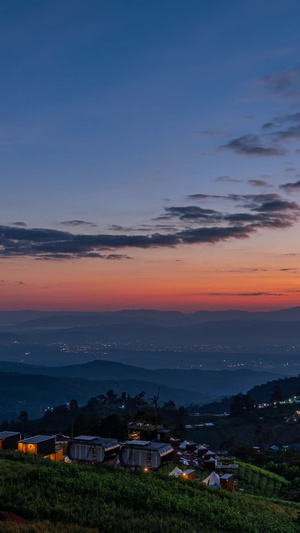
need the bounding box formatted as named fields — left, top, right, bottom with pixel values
left=6, top=319, right=300, bottom=347
left=0, top=359, right=279, bottom=403
left=1, top=306, right=300, bottom=330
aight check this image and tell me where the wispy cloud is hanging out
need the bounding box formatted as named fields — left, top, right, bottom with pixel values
left=221, top=135, right=286, bottom=157
left=247, top=179, right=270, bottom=187
left=59, top=220, right=97, bottom=228
left=280, top=180, right=300, bottom=193
left=196, top=292, right=283, bottom=297
left=214, top=176, right=242, bottom=183
left=11, top=221, right=27, bottom=227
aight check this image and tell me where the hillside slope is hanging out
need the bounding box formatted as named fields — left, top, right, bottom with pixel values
left=0, top=453, right=299, bottom=533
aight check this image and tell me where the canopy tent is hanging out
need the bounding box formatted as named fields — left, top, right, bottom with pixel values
left=169, top=466, right=183, bottom=477
left=178, top=440, right=191, bottom=450
left=203, top=471, right=220, bottom=488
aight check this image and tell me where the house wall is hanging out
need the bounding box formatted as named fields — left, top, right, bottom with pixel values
left=2, top=434, right=20, bottom=450
left=121, top=448, right=148, bottom=467
left=120, top=448, right=162, bottom=469
left=18, top=442, right=37, bottom=455
left=37, top=438, right=56, bottom=456
left=45, top=448, right=63, bottom=463
left=69, top=443, right=92, bottom=461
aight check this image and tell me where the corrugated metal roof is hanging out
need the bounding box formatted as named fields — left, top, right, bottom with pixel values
left=0, top=431, right=20, bottom=439
left=123, top=441, right=173, bottom=454
left=74, top=435, right=98, bottom=441
left=19, top=435, right=55, bottom=444
left=72, top=436, right=119, bottom=450
left=125, top=440, right=151, bottom=446
left=221, top=474, right=233, bottom=480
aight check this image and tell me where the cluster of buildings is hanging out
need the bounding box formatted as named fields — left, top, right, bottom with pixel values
left=0, top=431, right=174, bottom=470
left=0, top=431, right=236, bottom=491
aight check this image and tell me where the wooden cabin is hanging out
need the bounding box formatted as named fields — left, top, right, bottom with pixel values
left=203, top=456, right=217, bottom=471
left=67, top=435, right=120, bottom=463
left=170, top=438, right=181, bottom=448
left=18, top=435, right=56, bottom=456
left=220, top=473, right=234, bottom=492
left=186, top=442, right=197, bottom=452
left=119, top=440, right=174, bottom=470
left=182, top=469, right=196, bottom=480
left=18, top=435, right=62, bottom=462
left=197, top=445, right=208, bottom=458
left=0, top=431, right=20, bottom=451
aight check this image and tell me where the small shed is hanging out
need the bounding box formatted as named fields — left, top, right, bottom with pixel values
left=182, top=469, right=196, bottom=480
left=0, top=431, right=20, bottom=451
left=220, top=473, right=234, bottom=492
left=18, top=435, right=56, bottom=456
left=170, top=438, right=181, bottom=448
left=67, top=435, right=120, bottom=463
left=203, top=450, right=215, bottom=460
left=203, top=457, right=217, bottom=471
left=119, top=440, right=174, bottom=470
left=186, top=442, right=197, bottom=452
left=197, top=444, right=208, bottom=457
left=152, top=428, right=171, bottom=442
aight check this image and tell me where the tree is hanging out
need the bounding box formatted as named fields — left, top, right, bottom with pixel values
left=106, top=389, right=117, bottom=403
left=69, top=399, right=79, bottom=414
left=163, top=400, right=176, bottom=410
left=271, top=386, right=283, bottom=404
left=230, top=394, right=255, bottom=417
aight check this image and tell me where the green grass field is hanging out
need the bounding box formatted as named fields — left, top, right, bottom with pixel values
left=0, top=452, right=299, bottom=533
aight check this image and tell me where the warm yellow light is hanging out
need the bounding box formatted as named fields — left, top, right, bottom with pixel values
left=143, top=467, right=148, bottom=472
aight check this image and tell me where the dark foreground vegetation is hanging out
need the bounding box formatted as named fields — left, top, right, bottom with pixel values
left=0, top=452, right=300, bottom=533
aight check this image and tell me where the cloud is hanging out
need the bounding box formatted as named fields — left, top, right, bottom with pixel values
left=247, top=179, right=270, bottom=187
left=214, top=176, right=242, bottom=183
left=187, top=193, right=224, bottom=200
left=165, top=206, right=221, bottom=221
left=106, top=254, right=132, bottom=260
left=11, top=222, right=27, bottom=227
left=198, top=292, right=283, bottom=297
left=15, top=281, right=24, bottom=285
left=263, top=112, right=300, bottom=130
left=214, top=268, right=269, bottom=273
left=221, top=135, right=286, bottom=156
left=279, top=268, right=298, bottom=271
left=0, top=192, right=298, bottom=260
left=260, top=68, right=300, bottom=99
left=252, top=199, right=299, bottom=212
left=160, top=194, right=300, bottom=232
left=0, top=223, right=253, bottom=260
left=280, top=180, right=300, bottom=192
left=60, top=220, right=97, bottom=228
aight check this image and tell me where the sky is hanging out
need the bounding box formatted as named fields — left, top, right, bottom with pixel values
left=1, top=0, right=300, bottom=312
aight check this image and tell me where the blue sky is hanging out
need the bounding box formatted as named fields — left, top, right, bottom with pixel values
left=1, top=1, right=300, bottom=310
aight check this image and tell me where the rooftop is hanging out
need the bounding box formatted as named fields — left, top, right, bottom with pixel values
left=19, top=435, right=55, bottom=444
left=0, top=431, right=20, bottom=439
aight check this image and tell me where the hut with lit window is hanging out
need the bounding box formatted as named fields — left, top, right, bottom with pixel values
left=18, top=435, right=62, bottom=461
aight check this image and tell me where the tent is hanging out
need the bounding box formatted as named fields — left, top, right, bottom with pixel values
left=203, top=471, right=220, bottom=488
left=169, top=466, right=183, bottom=477
left=179, top=440, right=191, bottom=450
